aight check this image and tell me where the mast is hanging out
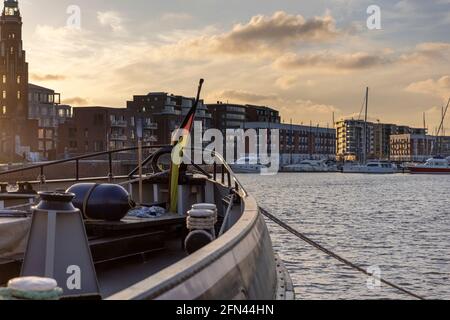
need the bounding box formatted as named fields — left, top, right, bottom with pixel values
left=362, top=87, right=369, bottom=164
left=290, top=118, right=293, bottom=165
left=423, top=112, right=427, bottom=156
left=436, top=98, right=450, bottom=155
left=309, top=120, right=312, bottom=159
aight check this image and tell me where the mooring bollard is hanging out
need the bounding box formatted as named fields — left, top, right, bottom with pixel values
left=21, top=192, right=100, bottom=298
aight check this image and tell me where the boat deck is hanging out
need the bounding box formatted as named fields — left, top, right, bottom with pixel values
left=98, top=239, right=187, bottom=298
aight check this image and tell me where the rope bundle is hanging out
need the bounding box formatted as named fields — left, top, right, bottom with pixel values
left=186, top=203, right=218, bottom=239
left=187, top=216, right=217, bottom=230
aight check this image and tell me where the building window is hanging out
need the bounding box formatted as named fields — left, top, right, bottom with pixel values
left=2, top=75, right=5, bottom=83
left=2, top=91, right=6, bottom=99
left=46, top=129, right=53, bottom=139
left=10, top=47, right=14, bottom=54
left=93, top=114, right=104, bottom=125
left=68, top=128, right=77, bottom=138
left=94, top=141, right=104, bottom=152
left=1, top=106, right=5, bottom=115
left=17, top=76, right=20, bottom=84
left=5, top=8, right=15, bottom=16
left=17, top=91, right=20, bottom=99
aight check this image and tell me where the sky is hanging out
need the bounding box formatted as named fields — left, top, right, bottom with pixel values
left=16, top=0, right=450, bottom=130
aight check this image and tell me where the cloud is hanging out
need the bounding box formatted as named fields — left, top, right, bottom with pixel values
left=405, top=75, right=450, bottom=100
left=275, top=51, right=392, bottom=71
left=30, top=73, right=66, bottom=81
left=185, top=11, right=338, bottom=55
left=63, top=97, right=89, bottom=105
left=97, top=11, right=124, bottom=33
left=275, top=75, right=317, bottom=90
left=161, top=12, right=193, bottom=22
left=215, top=90, right=279, bottom=103
left=401, top=42, right=450, bottom=63
left=295, top=99, right=340, bottom=114
left=276, top=75, right=300, bottom=89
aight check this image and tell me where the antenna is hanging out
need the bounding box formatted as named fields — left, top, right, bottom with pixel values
left=423, top=112, right=426, bottom=132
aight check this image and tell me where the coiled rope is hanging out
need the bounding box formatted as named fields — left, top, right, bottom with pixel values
left=187, top=216, right=217, bottom=230
left=259, top=207, right=426, bottom=300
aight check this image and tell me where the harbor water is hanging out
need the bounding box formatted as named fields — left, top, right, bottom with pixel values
left=237, top=173, right=450, bottom=300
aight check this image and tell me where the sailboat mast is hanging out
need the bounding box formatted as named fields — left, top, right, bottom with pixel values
left=362, top=87, right=369, bottom=164
left=436, top=98, right=450, bottom=155
left=423, top=112, right=428, bottom=156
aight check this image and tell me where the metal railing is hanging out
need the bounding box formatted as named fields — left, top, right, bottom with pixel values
left=0, top=145, right=247, bottom=198
left=0, top=145, right=166, bottom=184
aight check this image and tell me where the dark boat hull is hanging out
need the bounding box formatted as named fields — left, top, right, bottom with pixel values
left=409, top=167, right=450, bottom=174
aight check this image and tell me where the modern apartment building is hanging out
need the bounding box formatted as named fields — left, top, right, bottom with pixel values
left=243, top=122, right=336, bottom=164
left=337, top=119, right=427, bottom=161
left=245, top=105, right=281, bottom=124
left=127, top=92, right=211, bottom=145
left=27, top=84, right=73, bottom=159
left=336, top=120, right=374, bottom=162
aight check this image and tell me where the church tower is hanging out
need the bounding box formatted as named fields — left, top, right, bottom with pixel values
left=0, top=0, right=28, bottom=120
left=0, top=0, right=31, bottom=161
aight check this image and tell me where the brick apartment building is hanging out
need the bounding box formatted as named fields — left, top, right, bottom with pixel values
left=244, top=122, right=336, bottom=164
left=127, top=92, right=211, bottom=145
left=57, top=93, right=211, bottom=157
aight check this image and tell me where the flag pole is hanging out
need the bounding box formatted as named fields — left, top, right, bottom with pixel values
left=169, top=79, right=205, bottom=213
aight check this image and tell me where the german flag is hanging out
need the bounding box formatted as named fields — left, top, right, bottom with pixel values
left=169, top=79, right=204, bottom=213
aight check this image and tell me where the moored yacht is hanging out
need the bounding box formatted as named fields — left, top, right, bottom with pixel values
left=229, top=156, right=268, bottom=174
left=342, top=161, right=397, bottom=174
left=283, top=159, right=337, bottom=172
left=408, top=157, right=450, bottom=174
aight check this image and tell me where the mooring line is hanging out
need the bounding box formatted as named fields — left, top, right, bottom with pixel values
left=259, top=207, right=426, bottom=300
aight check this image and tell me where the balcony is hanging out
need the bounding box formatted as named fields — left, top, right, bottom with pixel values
left=143, top=122, right=158, bottom=130
left=162, top=106, right=181, bottom=115
left=143, top=135, right=158, bottom=143
left=111, top=120, right=128, bottom=127
left=110, top=134, right=127, bottom=141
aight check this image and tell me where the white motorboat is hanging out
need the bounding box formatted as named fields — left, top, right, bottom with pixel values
left=283, top=160, right=337, bottom=172
left=342, top=161, right=397, bottom=174
left=229, top=156, right=268, bottom=174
